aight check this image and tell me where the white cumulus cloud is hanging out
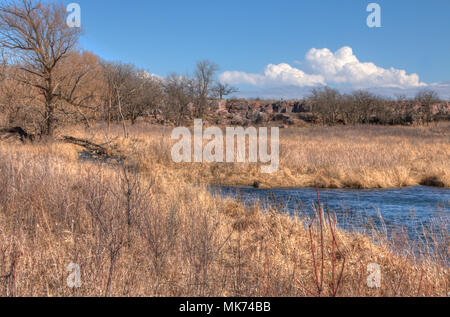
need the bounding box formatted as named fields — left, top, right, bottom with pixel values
left=305, top=46, right=426, bottom=88
left=220, top=46, right=427, bottom=90
left=220, top=63, right=325, bottom=87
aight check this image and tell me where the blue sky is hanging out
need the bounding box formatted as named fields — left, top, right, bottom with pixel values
left=59, top=0, right=450, bottom=98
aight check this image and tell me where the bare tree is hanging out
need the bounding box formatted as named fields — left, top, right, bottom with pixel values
left=101, top=62, right=138, bottom=137
left=211, top=82, right=239, bottom=100
left=415, top=89, right=440, bottom=125
left=46, top=51, right=104, bottom=131
left=0, top=0, right=82, bottom=135
left=309, top=87, right=342, bottom=125
left=193, top=60, right=218, bottom=118
left=130, top=71, right=163, bottom=125
left=163, top=73, right=194, bottom=126
left=101, top=63, right=163, bottom=135
left=392, top=94, right=416, bottom=125
left=346, top=90, right=380, bottom=124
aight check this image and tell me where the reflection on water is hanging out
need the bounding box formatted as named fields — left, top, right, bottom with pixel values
left=211, top=186, right=449, bottom=245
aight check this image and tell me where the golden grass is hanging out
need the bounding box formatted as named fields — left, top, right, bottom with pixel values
left=0, top=124, right=448, bottom=297
left=62, top=122, right=450, bottom=189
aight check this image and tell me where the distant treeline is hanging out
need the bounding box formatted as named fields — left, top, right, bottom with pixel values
left=304, top=87, right=448, bottom=126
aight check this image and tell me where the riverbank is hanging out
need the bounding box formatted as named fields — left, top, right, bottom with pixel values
left=0, top=124, right=448, bottom=297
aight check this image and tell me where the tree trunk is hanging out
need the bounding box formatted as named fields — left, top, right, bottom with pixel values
left=44, top=97, right=55, bottom=136
left=43, top=74, right=55, bottom=136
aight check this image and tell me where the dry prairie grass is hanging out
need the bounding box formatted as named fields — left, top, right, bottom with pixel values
left=0, top=128, right=448, bottom=297
left=62, top=122, right=450, bottom=189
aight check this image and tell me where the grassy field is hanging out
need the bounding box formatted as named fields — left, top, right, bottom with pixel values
left=62, top=122, right=450, bottom=189
left=0, top=123, right=448, bottom=297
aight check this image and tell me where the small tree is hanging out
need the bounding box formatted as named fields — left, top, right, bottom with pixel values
left=101, top=62, right=139, bottom=137
left=163, top=73, right=194, bottom=126
left=130, top=72, right=163, bottom=125
left=101, top=63, right=163, bottom=136
left=309, top=87, right=342, bottom=125
left=415, top=89, right=440, bottom=125
left=348, top=90, right=380, bottom=124
left=193, top=60, right=218, bottom=118
left=211, top=82, right=239, bottom=100
left=394, top=94, right=416, bottom=125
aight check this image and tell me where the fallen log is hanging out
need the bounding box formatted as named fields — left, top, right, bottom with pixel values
left=62, top=136, right=125, bottom=163
left=62, top=136, right=110, bottom=156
